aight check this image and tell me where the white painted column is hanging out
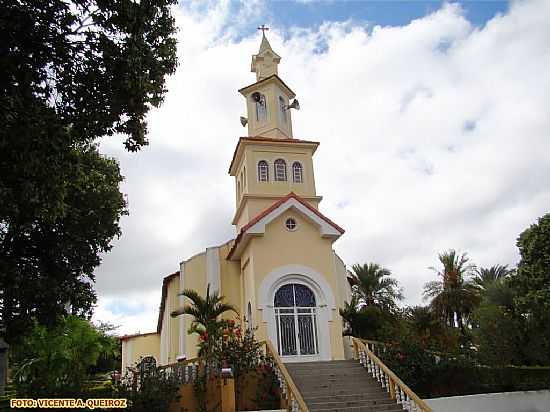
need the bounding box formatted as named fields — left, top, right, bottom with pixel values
left=178, top=262, right=186, bottom=359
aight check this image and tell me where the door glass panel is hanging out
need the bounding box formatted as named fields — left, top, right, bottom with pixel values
left=274, top=284, right=295, bottom=307
left=294, top=284, right=316, bottom=307
left=274, top=283, right=318, bottom=357
left=279, top=314, right=297, bottom=356
left=298, top=314, right=316, bottom=355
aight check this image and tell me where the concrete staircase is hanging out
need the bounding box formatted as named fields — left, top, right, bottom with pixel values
left=285, top=360, right=404, bottom=412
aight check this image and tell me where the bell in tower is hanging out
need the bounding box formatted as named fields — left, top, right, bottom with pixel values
left=239, top=26, right=299, bottom=140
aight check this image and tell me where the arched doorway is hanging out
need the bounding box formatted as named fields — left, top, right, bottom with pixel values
left=274, top=283, right=319, bottom=358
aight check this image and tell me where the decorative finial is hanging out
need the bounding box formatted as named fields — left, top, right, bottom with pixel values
left=257, top=25, right=269, bottom=36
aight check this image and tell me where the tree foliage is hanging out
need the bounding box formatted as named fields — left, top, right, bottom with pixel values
left=514, top=213, right=550, bottom=316
left=11, top=315, right=120, bottom=397
left=171, top=284, right=237, bottom=357
left=423, top=250, right=480, bottom=332
left=0, top=0, right=178, bottom=343
left=350, top=263, right=403, bottom=312
left=472, top=264, right=514, bottom=290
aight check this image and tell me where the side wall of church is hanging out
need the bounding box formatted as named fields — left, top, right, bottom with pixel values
left=180, top=252, right=206, bottom=360
left=121, top=333, right=160, bottom=371
left=247, top=209, right=346, bottom=360
left=218, top=242, right=243, bottom=323
left=160, top=276, right=181, bottom=365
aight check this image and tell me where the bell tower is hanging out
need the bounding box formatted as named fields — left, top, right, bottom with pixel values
left=230, top=28, right=322, bottom=231
left=239, top=28, right=298, bottom=140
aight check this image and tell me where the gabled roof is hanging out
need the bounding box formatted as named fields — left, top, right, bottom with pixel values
left=227, top=192, right=344, bottom=260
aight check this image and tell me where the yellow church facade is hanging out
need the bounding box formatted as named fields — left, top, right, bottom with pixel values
left=121, top=33, right=353, bottom=370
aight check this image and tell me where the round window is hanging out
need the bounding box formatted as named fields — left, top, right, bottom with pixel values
left=285, top=217, right=297, bottom=231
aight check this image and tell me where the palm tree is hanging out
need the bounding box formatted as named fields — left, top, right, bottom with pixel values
left=472, top=264, right=513, bottom=290
left=350, top=263, right=403, bottom=311
left=339, top=295, right=361, bottom=335
left=423, top=250, right=480, bottom=332
left=171, top=284, right=237, bottom=340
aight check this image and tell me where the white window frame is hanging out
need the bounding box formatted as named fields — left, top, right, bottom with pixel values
left=258, top=160, right=269, bottom=182
left=292, top=162, right=303, bottom=183
left=274, top=159, right=287, bottom=181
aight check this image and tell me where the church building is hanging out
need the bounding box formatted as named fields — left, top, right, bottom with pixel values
left=121, top=32, right=353, bottom=370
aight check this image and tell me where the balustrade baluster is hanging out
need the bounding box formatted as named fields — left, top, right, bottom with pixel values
left=396, top=386, right=402, bottom=404
left=385, top=374, right=390, bottom=392
left=291, top=398, right=298, bottom=412
left=381, top=369, right=386, bottom=389
left=403, top=393, right=410, bottom=411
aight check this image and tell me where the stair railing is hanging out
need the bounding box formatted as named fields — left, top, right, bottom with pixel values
left=157, top=357, right=201, bottom=384
left=261, top=340, right=310, bottom=412
left=352, top=337, right=432, bottom=412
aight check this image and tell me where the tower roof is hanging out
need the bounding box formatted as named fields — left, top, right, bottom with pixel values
left=259, top=32, right=277, bottom=55
left=251, top=31, right=281, bottom=81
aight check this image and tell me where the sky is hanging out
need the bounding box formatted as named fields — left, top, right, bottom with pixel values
left=94, top=0, right=550, bottom=335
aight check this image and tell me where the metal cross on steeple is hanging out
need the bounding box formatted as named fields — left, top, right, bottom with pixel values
left=257, top=25, right=269, bottom=35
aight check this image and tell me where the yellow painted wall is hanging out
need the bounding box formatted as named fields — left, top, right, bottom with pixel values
left=244, top=81, right=294, bottom=140
left=244, top=143, right=317, bottom=198
left=218, top=242, right=243, bottom=321
left=122, top=333, right=160, bottom=371
left=234, top=195, right=321, bottom=231
left=181, top=252, right=206, bottom=359
left=245, top=210, right=346, bottom=359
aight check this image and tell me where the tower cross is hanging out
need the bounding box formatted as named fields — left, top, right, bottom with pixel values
left=257, top=25, right=269, bottom=35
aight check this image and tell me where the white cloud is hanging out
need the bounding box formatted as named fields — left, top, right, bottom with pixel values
left=93, top=0, right=550, bottom=334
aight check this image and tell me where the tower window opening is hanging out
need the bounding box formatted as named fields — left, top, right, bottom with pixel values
left=279, top=96, right=287, bottom=123
left=255, top=93, right=267, bottom=123
left=274, top=159, right=287, bottom=181
left=292, top=162, right=303, bottom=183
left=258, top=161, right=269, bottom=182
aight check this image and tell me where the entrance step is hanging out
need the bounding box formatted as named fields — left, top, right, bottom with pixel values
left=285, top=361, right=404, bottom=412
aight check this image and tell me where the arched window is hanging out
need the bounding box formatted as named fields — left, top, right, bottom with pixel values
left=255, top=93, right=267, bottom=123
left=274, top=284, right=318, bottom=356
left=292, top=162, right=303, bottom=183
left=274, top=159, right=287, bottom=181
left=258, top=160, right=269, bottom=182
left=279, top=96, right=287, bottom=123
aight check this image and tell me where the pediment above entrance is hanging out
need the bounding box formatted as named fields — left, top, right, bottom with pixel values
left=227, top=192, right=344, bottom=261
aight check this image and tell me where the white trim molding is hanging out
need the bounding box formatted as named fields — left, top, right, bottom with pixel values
left=248, top=198, right=341, bottom=238
left=178, top=262, right=186, bottom=358
left=229, top=196, right=342, bottom=261
left=258, top=264, right=336, bottom=361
